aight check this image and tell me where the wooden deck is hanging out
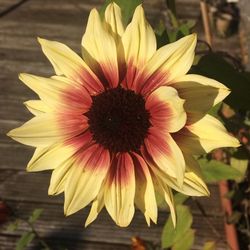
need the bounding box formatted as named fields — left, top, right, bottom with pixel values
left=0, top=0, right=240, bottom=249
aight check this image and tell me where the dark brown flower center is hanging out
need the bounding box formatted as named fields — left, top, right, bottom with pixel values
left=86, top=87, right=151, bottom=153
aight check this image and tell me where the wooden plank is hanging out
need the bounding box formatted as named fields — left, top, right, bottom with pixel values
left=0, top=235, right=129, bottom=250
left=0, top=0, right=27, bottom=15
left=0, top=170, right=223, bottom=216
left=1, top=201, right=227, bottom=249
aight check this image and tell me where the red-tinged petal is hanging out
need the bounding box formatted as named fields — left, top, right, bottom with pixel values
left=133, top=34, right=197, bottom=96
left=27, top=130, right=93, bottom=173
left=57, top=114, right=89, bottom=139
left=144, top=128, right=185, bottom=186
left=146, top=86, right=186, bottom=133
left=104, top=153, right=135, bottom=227
left=38, top=38, right=104, bottom=95
left=20, top=74, right=92, bottom=114
left=82, top=9, right=119, bottom=88
left=64, top=144, right=110, bottom=216
left=122, top=5, right=156, bottom=90
left=7, top=113, right=83, bottom=147
left=132, top=152, right=157, bottom=225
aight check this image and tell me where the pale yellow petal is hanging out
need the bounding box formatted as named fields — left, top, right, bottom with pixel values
left=64, top=145, right=110, bottom=216
left=150, top=159, right=209, bottom=197
left=104, top=153, right=135, bottom=227
left=7, top=114, right=62, bottom=147
left=172, top=74, right=230, bottom=122
left=48, top=157, right=75, bottom=195
left=144, top=129, right=185, bottom=186
left=82, top=8, right=119, bottom=88
left=27, top=143, right=76, bottom=172
left=132, top=153, right=157, bottom=225
left=105, top=3, right=124, bottom=38
left=20, top=73, right=92, bottom=113
left=24, top=100, right=51, bottom=116
left=38, top=38, right=103, bottom=94
left=153, top=176, right=176, bottom=227
left=122, top=5, right=156, bottom=66
left=135, top=34, right=197, bottom=95
left=174, top=114, right=240, bottom=154
left=85, top=190, right=104, bottom=227
left=122, top=5, right=156, bottom=89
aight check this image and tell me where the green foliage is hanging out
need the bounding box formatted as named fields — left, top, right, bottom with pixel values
left=161, top=205, right=194, bottom=249
left=208, top=102, right=222, bottom=120
left=155, top=21, right=169, bottom=48
left=172, top=229, right=195, bottom=250
left=174, top=193, right=188, bottom=205
left=28, top=208, right=43, bottom=223
left=191, top=53, right=250, bottom=110
left=230, top=157, right=248, bottom=182
left=99, top=0, right=142, bottom=25
left=7, top=220, right=20, bottom=232
left=16, top=232, right=35, bottom=250
left=203, top=241, right=216, bottom=250
left=199, top=158, right=243, bottom=183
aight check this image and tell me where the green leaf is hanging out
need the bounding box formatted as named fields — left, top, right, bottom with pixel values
left=172, top=229, right=195, bottom=250
left=199, top=159, right=242, bottom=183
left=16, top=232, right=35, bottom=250
left=191, top=53, right=250, bottom=110
left=203, top=241, right=216, bottom=250
left=28, top=208, right=43, bottom=224
left=99, top=0, right=142, bottom=25
left=161, top=205, right=193, bottom=248
left=155, top=20, right=169, bottom=48
left=7, top=220, right=20, bottom=232
left=227, top=211, right=242, bottom=224
left=230, top=157, right=248, bottom=182
left=174, top=193, right=188, bottom=205
left=208, top=102, right=222, bottom=119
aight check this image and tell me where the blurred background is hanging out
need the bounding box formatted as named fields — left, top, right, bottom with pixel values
left=0, top=0, right=249, bottom=249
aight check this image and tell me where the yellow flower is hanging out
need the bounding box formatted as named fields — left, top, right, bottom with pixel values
left=7, top=3, right=239, bottom=227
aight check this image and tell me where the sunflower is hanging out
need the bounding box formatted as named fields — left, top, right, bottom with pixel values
left=7, top=3, right=239, bottom=227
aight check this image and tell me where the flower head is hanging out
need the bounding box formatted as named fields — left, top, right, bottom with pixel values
left=7, top=3, right=240, bottom=227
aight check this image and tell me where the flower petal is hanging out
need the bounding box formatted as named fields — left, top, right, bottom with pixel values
left=64, top=144, right=110, bottom=216
left=7, top=113, right=88, bottom=147
left=153, top=174, right=176, bottom=227
left=82, top=8, right=119, bottom=88
left=27, top=131, right=92, bottom=172
left=38, top=38, right=103, bottom=94
left=132, top=152, right=157, bottom=225
left=134, top=34, right=197, bottom=96
left=24, top=100, right=51, bottom=116
left=85, top=189, right=104, bottom=227
left=20, top=74, right=92, bottom=113
left=146, top=86, right=186, bottom=133
left=149, top=155, right=209, bottom=197
left=104, top=153, right=135, bottom=227
left=48, top=157, right=75, bottom=195
left=144, top=128, right=185, bottom=186
left=172, top=74, right=230, bottom=123
left=173, top=114, right=240, bottom=154
left=122, top=5, right=156, bottom=90
left=105, top=3, right=124, bottom=38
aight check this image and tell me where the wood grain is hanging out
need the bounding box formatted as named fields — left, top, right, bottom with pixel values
left=0, top=0, right=240, bottom=249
